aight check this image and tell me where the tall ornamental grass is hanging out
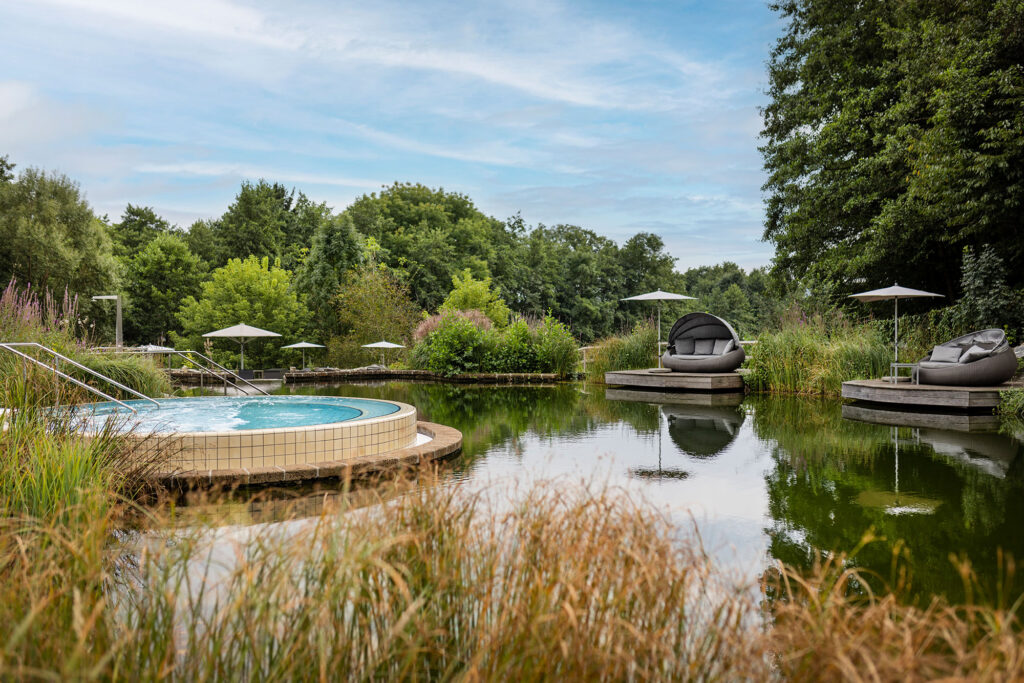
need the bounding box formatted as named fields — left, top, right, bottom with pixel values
left=2, top=476, right=1023, bottom=680
left=746, top=307, right=890, bottom=395
left=584, top=321, right=658, bottom=382
left=0, top=279, right=169, bottom=400
left=0, top=377, right=160, bottom=521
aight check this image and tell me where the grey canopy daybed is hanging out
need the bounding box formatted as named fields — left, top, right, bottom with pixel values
left=661, top=312, right=745, bottom=373
left=914, top=328, right=1017, bottom=386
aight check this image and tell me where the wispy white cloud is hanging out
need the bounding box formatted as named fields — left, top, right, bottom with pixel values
left=135, top=162, right=383, bottom=190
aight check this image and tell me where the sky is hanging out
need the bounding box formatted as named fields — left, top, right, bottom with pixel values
left=0, top=0, right=781, bottom=271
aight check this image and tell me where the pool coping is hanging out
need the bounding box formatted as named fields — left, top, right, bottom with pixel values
left=152, top=420, right=463, bottom=489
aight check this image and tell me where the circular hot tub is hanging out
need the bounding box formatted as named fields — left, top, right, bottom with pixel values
left=84, top=396, right=418, bottom=474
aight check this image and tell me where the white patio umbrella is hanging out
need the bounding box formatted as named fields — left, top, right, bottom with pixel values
left=203, top=323, right=281, bottom=370
left=361, top=340, right=405, bottom=366
left=621, top=290, right=698, bottom=368
left=849, top=283, right=943, bottom=363
left=281, top=341, right=326, bottom=370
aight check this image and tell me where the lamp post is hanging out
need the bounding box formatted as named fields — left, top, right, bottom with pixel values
left=92, top=294, right=122, bottom=348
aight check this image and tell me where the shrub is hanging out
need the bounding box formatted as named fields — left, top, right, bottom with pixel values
left=411, top=313, right=579, bottom=377
left=584, top=322, right=657, bottom=382
left=534, top=314, right=579, bottom=376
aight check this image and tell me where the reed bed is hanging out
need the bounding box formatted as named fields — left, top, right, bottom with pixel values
left=746, top=308, right=890, bottom=396
left=584, top=322, right=658, bottom=382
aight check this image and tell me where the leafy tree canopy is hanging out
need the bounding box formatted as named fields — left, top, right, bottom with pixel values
left=761, top=0, right=1024, bottom=301
left=0, top=165, right=118, bottom=307
left=109, top=204, right=170, bottom=258
left=294, top=212, right=363, bottom=333
left=172, top=256, right=309, bottom=369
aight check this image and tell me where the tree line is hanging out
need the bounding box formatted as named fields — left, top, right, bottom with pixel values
left=0, top=155, right=775, bottom=366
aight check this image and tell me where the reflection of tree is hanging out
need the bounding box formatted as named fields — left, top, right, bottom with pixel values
left=752, top=395, right=1024, bottom=604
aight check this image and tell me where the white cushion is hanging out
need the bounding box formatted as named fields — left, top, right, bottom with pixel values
left=930, top=345, right=962, bottom=363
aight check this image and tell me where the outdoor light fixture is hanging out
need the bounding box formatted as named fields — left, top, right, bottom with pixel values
left=91, top=294, right=122, bottom=348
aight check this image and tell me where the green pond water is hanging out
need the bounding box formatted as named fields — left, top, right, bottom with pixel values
left=187, top=381, right=1024, bottom=605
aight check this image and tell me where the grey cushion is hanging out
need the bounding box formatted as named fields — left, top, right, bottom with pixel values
left=919, top=360, right=958, bottom=369
left=931, top=345, right=962, bottom=363
left=713, top=339, right=735, bottom=355
left=958, top=345, right=991, bottom=364
left=675, top=338, right=695, bottom=355
left=694, top=338, right=715, bottom=355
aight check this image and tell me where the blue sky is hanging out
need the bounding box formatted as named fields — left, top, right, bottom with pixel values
left=0, top=0, right=781, bottom=270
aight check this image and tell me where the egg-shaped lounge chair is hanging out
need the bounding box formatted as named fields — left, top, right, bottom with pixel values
left=914, top=328, right=1018, bottom=386
left=661, top=312, right=745, bottom=373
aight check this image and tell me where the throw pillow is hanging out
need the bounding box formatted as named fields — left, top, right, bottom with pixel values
left=930, top=345, right=962, bottom=363
left=675, top=338, right=695, bottom=355
left=712, top=339, right=734, bottom=355
left=694, top=338, right=714, bottom=355
left=958, top=345, right=991, bottom=364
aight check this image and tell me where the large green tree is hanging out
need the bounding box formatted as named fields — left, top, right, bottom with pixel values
left=761, top=0, right=1024, bottom=299
left=342, top=183, right=517, bottom=312
left=0, top=164, right=118, bottom=303
left=172, top=256, right=309, bottom=368
left=109, top=204, right=170, bottom=258
left=294, top=213, right=363, bottom=333
left=123, top=233, right=205, bottom=345
left=213, top=181, right=331, bottom=270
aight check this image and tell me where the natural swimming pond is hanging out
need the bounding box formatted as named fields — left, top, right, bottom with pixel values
left=188, top=381, right=1024, bottom=605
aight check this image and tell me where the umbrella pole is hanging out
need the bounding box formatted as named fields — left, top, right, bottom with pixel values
left=894, top=298, right=899, bottom=363
left=240, top=340, right=245, bottom=371
left=657, top=303, right=662, bottom=369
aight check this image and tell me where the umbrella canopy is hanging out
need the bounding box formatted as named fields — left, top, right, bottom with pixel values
left=203, top=324, right=281, bottom=370
left=361, top=340, right=405, bottom=366
left=621, top=290, right=698, bottom=368
left=849, top=283, right=943, bottom=363
left=281, top=341, right=326, bottom=370
left=361, top=341, right=405, bottom=349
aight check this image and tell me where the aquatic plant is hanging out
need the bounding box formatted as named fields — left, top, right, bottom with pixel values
left=584, top=321, right=658, bottom=382
left=746, top=306, right=889, bottom=395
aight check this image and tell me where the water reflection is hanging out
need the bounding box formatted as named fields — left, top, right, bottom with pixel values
left=177, top=381, right=1024, bottom=605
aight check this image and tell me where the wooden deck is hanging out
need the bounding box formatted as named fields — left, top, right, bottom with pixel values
left=604, top=369, right=744, bottom=391
left=841, top=403, right=1001, bottom=432
left=605, top=387, right=745, bottom=406
left=840, top=379, right=1005, bottom=410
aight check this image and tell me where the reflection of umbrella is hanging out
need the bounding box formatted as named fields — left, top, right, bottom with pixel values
left=361, top=340, right=405, bottom=366
left=621, top=290, right=697, bottom=368
left=849, top=284, right=943, bottom=363
left=203, top=324, right=281, bottom=370
left=281, top=341, right=326, bottom=370
left=856, top=427, right=941, bottom=515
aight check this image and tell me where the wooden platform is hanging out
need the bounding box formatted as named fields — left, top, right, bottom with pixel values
left=604, top=369, right=744, bottom=392
left=605, top=387, right=745, bottom=406
left=841, top=403, right=1001, bottom=432
left=841, top=379, right=1005, bottom=410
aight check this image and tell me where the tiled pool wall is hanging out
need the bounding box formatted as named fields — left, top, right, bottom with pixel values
left=135, top=401, right=417, bottom=472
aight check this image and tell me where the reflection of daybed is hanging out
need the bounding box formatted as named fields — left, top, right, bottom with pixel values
left=661, top=313, right=745, bottom=373
left=914, top=329, right=1017, bottom=386
left=664, top=404, right=745, bottom=458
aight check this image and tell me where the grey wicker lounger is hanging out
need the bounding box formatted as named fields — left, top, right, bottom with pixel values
left=660, top=312, right=746, bottom=373
left=914, top=328, right=1018, bottom=386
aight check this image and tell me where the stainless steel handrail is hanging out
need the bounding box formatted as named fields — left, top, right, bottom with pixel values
left=0, top=343, right=136, bottom=413
left=173, top=350, right=269, bottom=396
left=2, top=342, right=160, bottom=407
